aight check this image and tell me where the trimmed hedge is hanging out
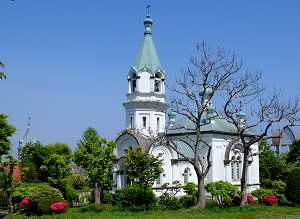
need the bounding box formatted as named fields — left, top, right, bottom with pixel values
left=286, top=167, right=300, bottom=205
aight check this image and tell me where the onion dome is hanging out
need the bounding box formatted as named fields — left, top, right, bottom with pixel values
left=144, top=14, right=153, bottom=35
left=206, top=103, right=216, bottom=114
left=236, top=110, right=246, bottom=119
left=199, top=87, right=213, bottom=97
left=168, top=110, right=177, bottom=118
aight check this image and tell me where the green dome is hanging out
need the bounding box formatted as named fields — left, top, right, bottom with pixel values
left=199, top=87, right=213, bottom=97
left=236, top=110, right=246, bottom=118
left=144, top=14, right=153, bottom=25
left=168, top=110, right=177, bottom=118
left=206, top=103, right=215, bottom=113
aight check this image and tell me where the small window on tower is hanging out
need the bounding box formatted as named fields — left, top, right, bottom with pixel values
left=130, top=117, right=133, bottom=128
left=157, top=117, right=160, bottom=129
left=142, top=117, right=146, bottom=129
left=132, top=74, right=137, bottom=93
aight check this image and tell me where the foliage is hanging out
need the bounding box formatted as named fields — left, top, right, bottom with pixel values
left=263, top=195, right=278, bottom=205
left=73, top=127, right=117, bottom=204
left=0, top=61, right=6, bottom=79
left=45, top=143, right=72, bottom=160
left=259, top=143, right=289, bottom=181
left=124, top=145, right=163, bottom=188
left=0, top=114, right=16, bottom=157
left=102, top=190, right=113, bottom=204
left=67, top=174, right=85, bottom=190
left=179, top=195, right=197, bottom=208
left=27, top=185, right=65, bottom=214
left=275, top=193, right=293, bottom=206
left=113, top=184, right=156, bottom=209
left=204, top=181, right=239, bottom=207
left=251, top=188, right=274, bottom=203
left=182, top=182, right=198, bottom=197
left=285, top=167, right=300, bottom=205
left=286, top=140, right=300, bottom=164
left=158, top=192, right=180, bottom=209
left=13, top=182, right=47, bottom=203
left=20, top=143, right=50, bottom=182
left=0, top=189, right=9, bottom=207
left=271, top=180, right=286, bottom=194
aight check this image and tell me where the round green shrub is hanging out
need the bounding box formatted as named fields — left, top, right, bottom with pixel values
left=27, top=185, right=65, bottom=214
left=251, top=188, right=273, bottom=203
left=113, top=184, right=156, bottom=209
left=158, top=193, right=180, bottom=209
left=286, top=167, right=300, bottom=205
left=180, top=195, right=197, bottom=208
left=37, top=198, right=65, bottom=215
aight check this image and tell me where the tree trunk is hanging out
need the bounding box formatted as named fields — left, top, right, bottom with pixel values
left=8, top=169, right=14, bottom=214
left=195, top=175, right=206, bottom=208
left=94, top=182, right=101, bottom=204
left=240, top=146, right=249, bottom=206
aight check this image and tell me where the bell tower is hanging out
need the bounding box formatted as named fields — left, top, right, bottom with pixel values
left=123, top=12, right=169, bottom=136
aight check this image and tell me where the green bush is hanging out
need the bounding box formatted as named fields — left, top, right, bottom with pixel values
left=271, top=180, right=286, bottom=194
left=158, top=192, right=180, bottom=209
left=27, top=185, right=65, bottom=214
left=261, top=179, right=272, bottom=189
left=179, top=195, right=197, bottom=208
left=0, top=190, right=8, bottom=208
left=182, top=182, right=198, bottom=197
left=113, top=184, right=156, bottom=209
left=204, top=181, right=239, bottom=207
left=102, top=191, right=113, bottom=204
left=275, top=194, right=293, bottom=206
left=251, top=188, right=273, bottom=203
left=286, top=167, right=300, bottom=205
left=13, top=183, right=48, bottom=203
left=37, top=198, right=65, bottom=215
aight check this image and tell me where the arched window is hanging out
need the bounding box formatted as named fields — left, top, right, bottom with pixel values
left=154, top=73, right=161, bottom=92
left=231, top=152, right=242, bottom=180
left=156, top=168, right=164, bottom=185
left=131, top=73, right=137, bottom=93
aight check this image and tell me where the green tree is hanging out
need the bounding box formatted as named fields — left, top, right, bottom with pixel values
left=0, top=114, right=16, bottom=213
left=20, top=142, right=50, bottom=182
left=0, top=61, right=6, bottom=79
left=124, top=145, right=163, bottom=188
left=45, top=142, right=72, bottom=160
left=0, top=114, right=16, bottom=156
left=73, top=127, right=117, bottom=204
left=259, top=140, right=288, bottom=181
left=286, top=140, right=300, bottom=165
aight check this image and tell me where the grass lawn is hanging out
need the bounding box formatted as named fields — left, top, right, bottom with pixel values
left=4, top=204, right=300, bottom=219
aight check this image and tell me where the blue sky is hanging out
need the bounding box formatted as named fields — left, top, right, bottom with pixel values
left=1, top=1, right=300, bottom=156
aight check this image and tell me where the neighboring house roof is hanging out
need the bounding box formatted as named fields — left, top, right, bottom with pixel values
left=132, top=14, right=162, bottom=74
left=272, top=127, right=300, bottom=146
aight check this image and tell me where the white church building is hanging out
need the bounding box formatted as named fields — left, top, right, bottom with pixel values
left=113, top=13, right=260, bottom=196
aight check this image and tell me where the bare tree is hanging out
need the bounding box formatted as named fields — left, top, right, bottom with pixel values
left=164, top=42, right=242, bottom=208
left=221, top=71, right=300, bottom=206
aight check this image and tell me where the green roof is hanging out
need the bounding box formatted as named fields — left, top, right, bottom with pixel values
left=167, top=112, right=256, bottom=136
left=132, top=14, right=162, bottom=73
